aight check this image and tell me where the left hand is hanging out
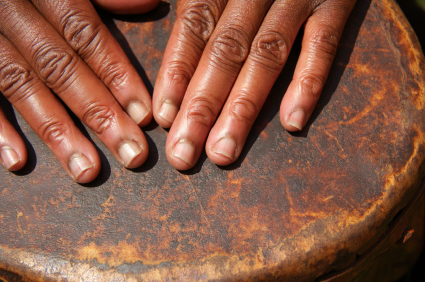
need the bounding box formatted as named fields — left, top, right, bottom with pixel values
left=0, top=0, right=158, bottom=182
left=153, top=0, right=357, bottom=170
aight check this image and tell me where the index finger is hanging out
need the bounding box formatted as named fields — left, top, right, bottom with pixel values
left=153, top=0, right=228, bottom=128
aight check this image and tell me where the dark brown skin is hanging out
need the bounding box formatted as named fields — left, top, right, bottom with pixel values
left=0, top=0, right=356, bottom=178
left=0, top=0, right=159, bottom=182
left=153, top=0, right=358, bottom=170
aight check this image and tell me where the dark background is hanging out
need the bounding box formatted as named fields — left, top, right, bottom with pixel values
left=396, top=1, right=425, bottom=281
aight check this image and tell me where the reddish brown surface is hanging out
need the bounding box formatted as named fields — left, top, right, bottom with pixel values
left=0, top=0, right=425, bottom=281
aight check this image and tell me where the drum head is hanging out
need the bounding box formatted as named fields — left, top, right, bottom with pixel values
left=0, top=0, right=424, bottom=281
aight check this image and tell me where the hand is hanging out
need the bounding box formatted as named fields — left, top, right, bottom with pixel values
left=153, top=0, right=357, bottom=170
left=0, top=0, right=158, bottom=182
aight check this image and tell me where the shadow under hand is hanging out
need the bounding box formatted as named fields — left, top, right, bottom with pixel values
left=0, top=93, right=36, bottom=175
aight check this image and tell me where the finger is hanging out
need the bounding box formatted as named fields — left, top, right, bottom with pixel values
left=0, top=107, right=27, bottom=171
left=0, top=34, right=99, bottom=182
left=205, top=0, right=312, bottom=165
left=165, top=0, right=274, bottom=170
left=153, top=0, right=228, bottom=128
left=0, top=0, right=148, bottom=168
left=280, top=0, right=356, bottom=131
left=32, top=0, right=152, bottom=127
left=91, top=0, right=160, bottom=15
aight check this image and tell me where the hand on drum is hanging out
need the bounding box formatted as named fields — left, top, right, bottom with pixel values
left=0, top=0, right=357, bottom=181
left=153, top=0, right=357, bottom=170
left=0, top=0, right=158, bottom=182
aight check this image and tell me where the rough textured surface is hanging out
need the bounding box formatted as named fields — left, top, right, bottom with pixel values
left=0, top=0, right=425, bottom=281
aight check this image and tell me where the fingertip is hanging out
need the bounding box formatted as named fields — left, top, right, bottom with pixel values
left=1, top=146, right=26, bottom=171
left=207, top=136, right=238, bottom=166
left=280, top=114, right=301, bottom=132
left=138, top=111, right=153, bottom=128
left=282, top=124, right=302, bottom=132
left=118, top=140, right=148, bottom=169
left=92, top=0, right=160, bottom=15
left=127, top=101, right=152, bottom=128
left=68, top=153, right=101, bottom=184
left=166, top=158, right=194, bottom=171
left=0, top=117, right=28, bottom=171
left=167, top=139, right=196, bottom=170
left=280, top=108, right=306, bottom=132
left=155, top=118, right=173, bottom=129
left=154, top=99, right=178, bottom=128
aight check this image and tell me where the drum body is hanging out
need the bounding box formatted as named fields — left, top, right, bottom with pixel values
left=0, top=0, right=425, bottom=281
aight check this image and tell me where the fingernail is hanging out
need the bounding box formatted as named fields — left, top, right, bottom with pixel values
left=118, top=140, right=143, bottom=167
left=1, top=147, right=19, bottom=170
left=158, top=100, right=179, bottom=124
left=172, top=140, right=195, bottom=165
left=127, top=101, right=150, bottom=125
left=69, top=154, right=93, bottom=182
left=288, top=109, right=306, bottom=131
left=212, top=137, right=237, bottom=160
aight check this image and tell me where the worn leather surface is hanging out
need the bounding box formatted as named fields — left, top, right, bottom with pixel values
left=0, top=0, right=425, bottom=281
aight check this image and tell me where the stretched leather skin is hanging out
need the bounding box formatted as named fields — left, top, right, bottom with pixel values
left=0, top=0, right=424, bottom=281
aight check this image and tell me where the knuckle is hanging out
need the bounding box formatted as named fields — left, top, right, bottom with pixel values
left=34, top=46, right=79, bottom=93
left=98, top=61, right=129, bottom=89
left=179, top=2, right=218, bottom=44
left=166, top=61, right=193, bottom=85
left=59, top=7, right=126, bottom=89
left=82, top=103, right=116, bottom=135
left=228, top=94, right=258, bottom=124
left=309, top=26, right=339, bottom=59
left=39, top=119, right=70, bottom=147
left=299, top=73, right=325, bottom=99
left=186, top=95, right=221, bottom=128
left=60, top=8, right=105, bottom=60
left=251, top=31, right=290, bottom=71
left=0, top=62, right=36, bottom=99
left=210, top=26, right=250, bottom=71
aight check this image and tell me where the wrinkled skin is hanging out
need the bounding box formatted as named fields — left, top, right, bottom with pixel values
left=153, top=0, right=357, bottom=170
left=0, top=0, right=357, bottom=181
left=0, top=0, right=158, bottom=182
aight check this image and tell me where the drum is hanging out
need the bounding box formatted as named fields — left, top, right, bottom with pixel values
left=0, top=0, right=424, bottom=281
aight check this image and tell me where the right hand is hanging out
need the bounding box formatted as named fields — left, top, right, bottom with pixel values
left=153, top=0, right=356, bottom=170
left=0, top=0, right=158, bottom=183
